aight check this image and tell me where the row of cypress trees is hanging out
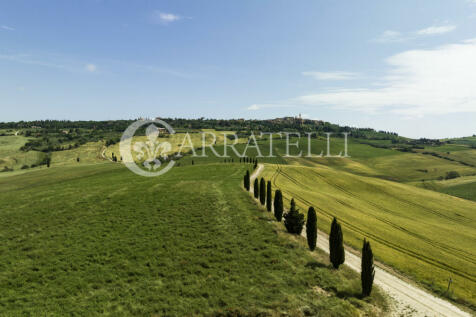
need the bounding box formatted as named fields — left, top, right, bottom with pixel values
left=242, top=169, right=375, bottom=297
left=240, top=157, right=258, bottom=164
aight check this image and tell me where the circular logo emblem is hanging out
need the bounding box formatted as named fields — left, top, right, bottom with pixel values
left=120, top=119, right=175, bottom=177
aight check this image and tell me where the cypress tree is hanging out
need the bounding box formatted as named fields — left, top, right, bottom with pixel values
left=254, top=178, right=259, bottom=198
left=274, top=189, right=283, bottom=221
left=259, top=178, right=266, bottom=205
left=306, top=207, right=317, bottom=251
left=329, top=217, right=345, bottom=269
left=284, top=198, right=305, bottom=234
left=244, top=170, right=250, bottom=191
left=361, top=239, right=375, bottom=297
left=266, top=181, right=272, bottom=211
left=192, top=160, right=194, bottom=165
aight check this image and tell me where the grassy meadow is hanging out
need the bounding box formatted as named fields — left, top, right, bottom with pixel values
left=0, top=162, right=387, bottom=316
left=2, top=127, right=476, bottom=313
left=413, top=175, right=476, bottom=202
left=103, top=129, right=247, bottom=161
left=0, top=136, right=45, bottom=171
left=260, top=163, right=476, bottom=308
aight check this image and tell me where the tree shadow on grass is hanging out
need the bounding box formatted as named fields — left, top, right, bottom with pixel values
left=304, top=260, right=328, bottom=270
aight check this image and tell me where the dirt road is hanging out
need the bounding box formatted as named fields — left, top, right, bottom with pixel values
left=250, top=163, right=471, bottom=317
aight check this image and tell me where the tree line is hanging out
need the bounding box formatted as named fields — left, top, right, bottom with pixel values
left=243, top=170, right=375, bottom=297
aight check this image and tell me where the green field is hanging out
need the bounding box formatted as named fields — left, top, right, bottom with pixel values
left=104, top=129, right=246, bottom=161
left=51, top=141, right=105, bottom=166
left=260, top=163, right=476, bottom=308
left=414, top=175, right=476, bottom=202
left=0, top=136, right=45, bottom=170
left=0, top=162, right=387, bottom=315
left=2, top=128, right=476, bottom=313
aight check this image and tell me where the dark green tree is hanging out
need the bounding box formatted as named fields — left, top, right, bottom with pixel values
left=361, top=239, right=375, bottom=297
left=306, top=207, right=317, bottom=251
left=266, top=181, right=272, bottom=212
left=244, top=170, right=250, bottom=191
left=46, top=155, right=51, bottom=168
left=284, top=198, right=305, bottom=234
left=329, top=217, right=345, bottom=269
left=254, top=178, right=259, bottom=198
left=259, top=178, right=266, bottom=205
left=274, top=189, right=283, bottom=221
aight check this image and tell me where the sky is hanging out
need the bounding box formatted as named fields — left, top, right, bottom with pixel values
left=1, top=0, right=476, bottom=139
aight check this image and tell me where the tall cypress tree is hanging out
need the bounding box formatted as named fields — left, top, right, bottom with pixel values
left=254, top=178, right=259, bottom=199
left=274, top=189, right=283, bottom=221
left=361, top=239, right=375, bottom=297
left=284, top=198, right=305, bottom=234
left=259, top=178, right=266, bottom=205
left=266, top=181, right=272, bottom=211
left=306, top=207, right=317, bottom=251
left=244, top=170, right=250, bottom=191
left=329, top=217, right=345, bottom=269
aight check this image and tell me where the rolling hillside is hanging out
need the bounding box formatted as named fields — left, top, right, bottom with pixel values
left=0, top=162, right=387, bottom=316
left=260, top=163, right=476, bottom=308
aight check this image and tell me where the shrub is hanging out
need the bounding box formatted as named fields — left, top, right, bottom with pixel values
left=259, top=178, right=266, bottom=205
left=361, top=239, right=375, bottom=297
left=253, top=178, right=259, bottom=199
left=306, top=207, right=317, bottom=251
left=266, top=181, right=272, bottom=212
left=284, top=198, right=305, bottom=234
left=1, top=166, right=13, bottom=173
left=329, top=217, right=345, bottom=269
left=21, top=165, right=29, bottom=170
left=274, top=189, right=283, bottom=221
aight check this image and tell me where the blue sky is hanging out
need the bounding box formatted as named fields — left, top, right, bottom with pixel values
left=1, top=0, right=476, bottom=138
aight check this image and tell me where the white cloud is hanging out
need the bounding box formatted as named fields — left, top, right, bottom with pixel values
left=416, top=25, right=456, bottom=35
left=151, top=11, right=182, bottom=25
left=375, top=25, right=456, bottom=43
left=297, top=39, right=476, bottom=116
left=1, top=25, right=15, bottom=31
left=302, top=71, right=358, bottom=80
left=375, top=30, right=404, bottom=43
left=248, top=104, right=260, bottom=110
left=85, top=64, right=97, bottom=72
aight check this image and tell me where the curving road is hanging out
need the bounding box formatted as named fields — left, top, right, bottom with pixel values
left=250, top=163, right=471, bottom=317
